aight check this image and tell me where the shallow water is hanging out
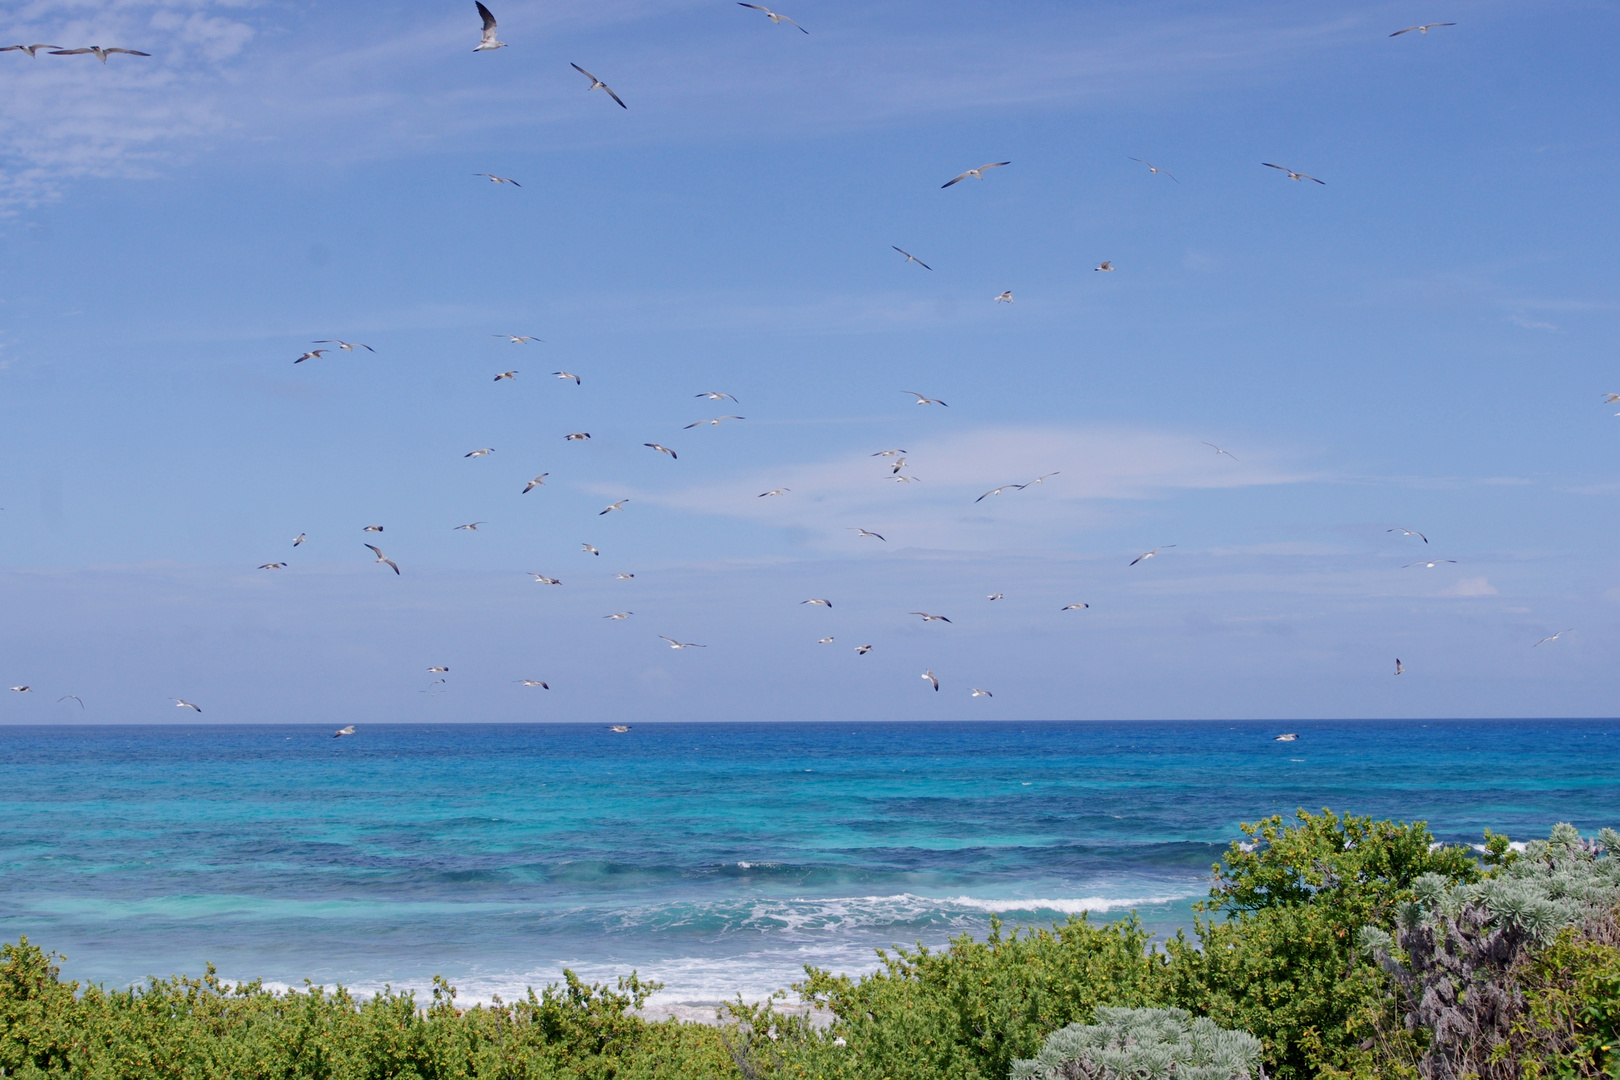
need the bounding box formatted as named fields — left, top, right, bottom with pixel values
left=0, top=719, right=1614, bottom=1005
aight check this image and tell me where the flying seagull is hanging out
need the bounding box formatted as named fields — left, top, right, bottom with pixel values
left=428, top=666, right=449, bottom=673
left=801, top=598, right=833, bottom=608
left=1403, top=559, right=1456, bottom=569
left=942, top=162, right=1011, bottom=188
left=737, top=3, right=808, bottom=32
left=313, top=340, right=374, bottom=352
left=1263, top=163, right=1325, bottom=184
left=1027, top=471, right=1060, bottom=485
left=850, top=528, right=886, bottom=541
left=1534, top=629, right=1573, bottom=648
left=57, top=694, right=84, bottom=708
left=554, top=371, right=581, bottom=383
left=987, top=593, right=1004, bottom=601
left=259, top=562, right=288, bottom=570
left=1061, top=603, right=1089, bottom=611
left=1388, top=528, right=1428, bottom=543
left=522, top=474, right=548, bottom=494
left=493, top=370, right=518, bottom=381
left=363, top=525, right=383, bottom=533
left=1094, top=261, right=1115, bottom=272
left=50, top=46, right=150, bottom=62
left=496, top=335, right=542, bottom=343
left=365, top=544, right=400, bottom=574
left=970, top=688, right=993, bottom=698
left=696, top=391, right=738, bottom=402
left=994, top=291, right=1014, bottom=303
left=565, top=432, right=591, bottom=441
left=1, top=45, right=63, bottom=56
left=571, top=63, right=627, bottom=109
left=529, top=574, right=561, bottom=584
left=758, top=488, right=790, bottom=497
left=1130, top=545, right=1176, bottom=566
left=1390, top=22, right=1455, bottom=36
left=1604, top=393, right=1620, bottom=403
left=173, top=698, right=202, bottom=712
left=892, top=474, right=922, bottom=483
left=600, top=500, right=628, bottom=515
left=616, top=573, right=635, bottom=579
left=453, top=522, right=486, bottom=531
left=1127, top=157, right=1179, bottom=182
left=1275, top=733, right=1298, bottom=742
left=334, top=724, right=356, bottom=737
left=605, top=612, right=633, bottom=619
left=473, top=174, right=520, bottom=186
left=1203, top=442, right=1238, bottom=461
left=292, top=534, right=307, bottom=546
left=519, top=680, right=550, bottom=688
left=911, top=612, right=951, bottom=623
left=645, top=443, right=678, bottom=459
left=609, top=725, right=630, bottom=733
left=582, top=544, right=600, bottom=555
left=1395, top=658, right=1404, bottom=675
left=465, top=447, right=494, bottom=458
left=976, top=483, right=1026, bottom=503
left=892, top=246, right=933, bottom=270
left=921, top=669, right=940, bottom=691
left=870, top=449, right=907, bottom=457
left=685, top=415, right=745, bottom=428
left=856, top=645, right=872, bottom=655
left=889, top=458, right=908, bottom=474
left=294, top=349, right=327, bottom=364
left=9, top=686, right=31, bottom=692
left=903, top=391, right=947, bottom=406
left=818, top=637, right=834, bottom=644
left=659, top=636, right=707, bottom=648
left=474, top=2, right=506, bottom=50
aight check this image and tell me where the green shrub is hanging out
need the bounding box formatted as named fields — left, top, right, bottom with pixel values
left=1009, top=1006, right=1264, bottom=1080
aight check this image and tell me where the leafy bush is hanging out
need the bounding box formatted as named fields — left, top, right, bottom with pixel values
left=1009, top=1006, right=1264, bottom=1080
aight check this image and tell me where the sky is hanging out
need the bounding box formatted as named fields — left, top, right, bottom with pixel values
left=0, top=0, right=1617, bottom=724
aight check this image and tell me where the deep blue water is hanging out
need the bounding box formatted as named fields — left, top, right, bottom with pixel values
left=0, top=720, right=1615, bottom=1005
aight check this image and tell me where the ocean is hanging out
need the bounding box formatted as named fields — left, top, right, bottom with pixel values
left=1, top=720, right=1614, bottom=1008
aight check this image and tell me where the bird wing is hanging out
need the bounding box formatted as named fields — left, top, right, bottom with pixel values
left=915, top=257, right=932, bottom=270
left=737, top=2, right=771, bottom=10
left=105, top=48, right=149, bottom=56
left=602, top=84, right=627, bottom=109
left=571, top=62, right=597, bottom=82
left=981, top=161, right=1010, bottom=171
left=941, top=172, right=971, bottom=188
left=50, top=48, right=93, bottom=55
left=1262, top=162, right=1288, bottom=171
left=1389, top=25, right=1418, bottom=36
left=477, top=1, right=498, bottom=34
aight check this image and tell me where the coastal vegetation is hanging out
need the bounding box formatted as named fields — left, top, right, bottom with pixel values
left=4, top=810, right=1617, bottom=1080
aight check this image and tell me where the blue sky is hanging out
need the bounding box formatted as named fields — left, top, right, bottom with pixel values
left=1, top=0, right=1616, bottom=723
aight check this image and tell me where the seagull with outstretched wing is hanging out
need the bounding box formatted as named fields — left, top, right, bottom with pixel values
left=1263, top=163, right=1325, bottom=184
left=571, top=63, right=627, bottom=108
left=903, top=391, right=947, bottom=406
left=1130, top=545, right=1175, bottom=566
left=942, top=162, right=1010, bottom=188
left=892, top=246, right=932, bottom=270
left=659, top=636, right=707, bottom=649
left=737, top=3, right=808, bottom=32
left=474, top=2, right=506, bottom=50
left=50, top=45, right=150, bottom=63
left=365, top=544, right=400, bottom=575
left=1, top=45, right=63, bottom=56
left=1390, top=22, right=1455, bottom=36
left=1127, top=157, right=1179, bottom=182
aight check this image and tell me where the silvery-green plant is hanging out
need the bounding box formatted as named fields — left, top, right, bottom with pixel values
left=1010, top=1006, right=1264, bottom=1080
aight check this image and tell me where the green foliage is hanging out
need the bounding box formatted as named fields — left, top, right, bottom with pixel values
left=1161, top=808, right=1479, bottom=1080
left=1009, top=1006, right=1264, bottom=1080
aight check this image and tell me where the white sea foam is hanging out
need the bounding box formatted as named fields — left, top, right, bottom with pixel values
left=935, top=893, right=1200, bottom=915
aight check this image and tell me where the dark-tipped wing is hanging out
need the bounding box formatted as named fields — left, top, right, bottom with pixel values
left=477, top=2, right=498, bottom=32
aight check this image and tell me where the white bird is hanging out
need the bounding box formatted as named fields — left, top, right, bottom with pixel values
left=758, top=488, right=790, bottom=497
left=892, top=246, right=933, bottom=270
left=970, top=688, right=993, bottom=698
left=890, top=458, right=908, bottom=474
left=365, top=544, right=400, bottom=574
left=364, top=525, right=384, bottom=533
left=293, top=533, right=307, bottom=546
left=465, top=447, right=494, bottom=458
left=1062, top=603, right=1089, bottom=611
left=921, top=669, right=940, bottom=691
left=334, top=724, right=355, bottom=737
left=57, top=694, right=84, bottom=708
left=1395, top=658, right=1404, bottom=675
left=659, top=636, right=707, bottom=648
left=1263, top=163, right=1325, bottom=184
left=453, top=522, right=486, bottom=531
left=313, top=340, right=374, bottom=352
left=10, top=685, right=31, bottom=693
left=1130, top=545, right=1175, bottom=566
left=1533, top=629, right=1573, bottom=648
left=565, top=432, right=591, bottom=441
left=582, top=544, right=600, bottom=556
left=994, top=291, right=1014, bottom=303
left=616, top=573, right=635, bottom=579
left=609, top=725, right=630, bottom=733
left=1094, top=261, right=1115, bottom=272
left=870, top=449, right=908, bottom=457
left=1390, top=22, right=1455, bottom=36
left=737, top=3, right=808, bottom=32
left=474, top=174, right=520, bottom=186
left=173, top=698, right=202, bottom=712
left=50, top=46, right=150, bottom=63
left=818, top=637, right=834, bottom=644
left=494, top=370, right=518, bottom=381
left=1127, top=157, right=1179, bottom=183
left=605, top=612, right=633, bottom=620
left=1403, top=559, right=1456, bottom=569
left=1203, top=442, right=1238, bottom=461
left=850, top=528, right=886, bottom=541
left=1604, top=393, right=1620, bottom=404
left=496, top=335, right=542, bottom=343
left=685, top=416, right=745, bottom=428
left=942, top=162, right=1011, bottom=188
left=522, top=474, right=549, bottom=494
left=1387, top=528, right=1428, bottom=544
left=1, top=45, right=63, bottom=57
left=893, top=475, right=922, bottom=483
left=645, top=443, right=678, bottom=459
left=294, top=350, right=327, bottom=364
left=903, top=391, right=947, bottom=406
left=529, top=574, right=561, bottom=584
left=571, top=63, right=627, bottom=109
left=856, top=645, right=872, bottom=655
left=600, top=500, right=629, bottom=515
left=554, top=371, right=581, bottom=384
left=802, top=598, right=833, bottom=608
left=1027, top=472, right=1060, bottom=485
left=976, top=483, right=1025, bottom=503
left=911, top=612, right=951, bottom=623
left=473, top=2, right=506, bottom=50
left=987, top=593, right=1004, bottom=601
left=519, top=679, right=550, bottom=688
left=1275, top=732, right=1298, bottom=742
left=428, top=666, right=449, bottom=673
left=696, top=391, right=739, bottom=402
left=259, top=562, right=287, bottom=570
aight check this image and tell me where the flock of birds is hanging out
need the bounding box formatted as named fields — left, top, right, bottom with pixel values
left=1, top=7, right=1583, bottom=734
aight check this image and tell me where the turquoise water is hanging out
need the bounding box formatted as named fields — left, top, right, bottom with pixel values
left=0, top=720, right=1614, bottom=1004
